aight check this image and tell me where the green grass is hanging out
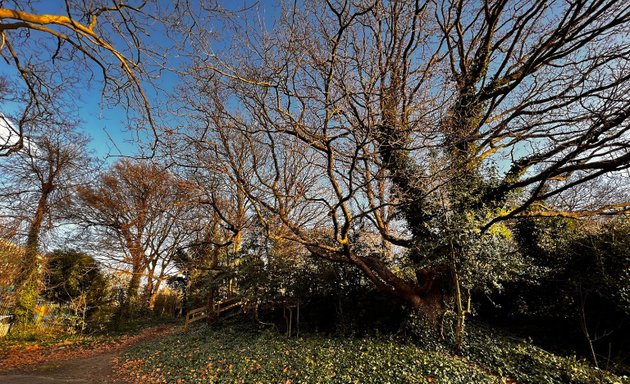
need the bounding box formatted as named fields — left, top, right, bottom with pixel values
left=106, top=314, right=180, bottom=335
left=0, top=323, right=95, bottom=349
left=120, top=324, right=629, bottom=384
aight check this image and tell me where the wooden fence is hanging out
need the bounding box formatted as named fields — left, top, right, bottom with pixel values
left=184, top=297, right=242, bottom=331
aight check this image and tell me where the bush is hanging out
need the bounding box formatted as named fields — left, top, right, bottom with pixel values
left=464, top=323, right=629, bottom=384
left=483, top=218, right=630, bottom=370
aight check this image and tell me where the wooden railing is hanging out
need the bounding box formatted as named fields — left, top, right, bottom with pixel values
left=184, top=297, right=243, bottom=331
left=184, top=306, right=210, bottom=331
left=213, top=296, right=241, bottom=315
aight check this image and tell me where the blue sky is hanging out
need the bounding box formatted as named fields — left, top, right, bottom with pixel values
left=0, top=62, right=143, bottom=158
left=0, top=0, right=281, bottom=159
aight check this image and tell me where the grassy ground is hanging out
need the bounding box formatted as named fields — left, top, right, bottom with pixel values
left=119, top=323, right=629, bottom=384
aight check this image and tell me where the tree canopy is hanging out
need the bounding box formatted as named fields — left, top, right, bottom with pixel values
left=170, top=0, right=630, bottom=343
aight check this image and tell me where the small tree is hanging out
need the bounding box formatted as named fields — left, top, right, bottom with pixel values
left=0, top=239, right=23, bottom=302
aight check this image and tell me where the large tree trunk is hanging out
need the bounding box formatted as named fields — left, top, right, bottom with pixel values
left=125, top=264, right=143, bottom=316
left=144, top=262, right=158, bottom=310
left=352, top=254, right=451, bottom=327
left=408, top=268, right=451, bottom=325
left=120, top=228, right=145, bottom=316
left=148, top=279, right=162, bottom=311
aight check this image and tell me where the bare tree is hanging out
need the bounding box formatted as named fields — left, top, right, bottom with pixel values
left=76, top=159, right=196, bottom=312
left=0, top=0, right=163, bottom=156
left=176, top=0, right=630, bottom=344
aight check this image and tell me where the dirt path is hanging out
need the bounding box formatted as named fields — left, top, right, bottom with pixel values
left=0, top=351, right=119, bottom=383
left=0, top=325, right=178, bottom=384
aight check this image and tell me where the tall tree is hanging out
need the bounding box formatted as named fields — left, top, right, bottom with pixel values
left=0, top=124, right=92, bottom=323
left=177, top=0, right=630, bottom=344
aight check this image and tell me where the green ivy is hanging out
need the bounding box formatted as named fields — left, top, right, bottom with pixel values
left=120, top=324, right=629, bottom=384
left=464, top=324, right=629, bottom=384
left=122, top=325, right=496, bottom=383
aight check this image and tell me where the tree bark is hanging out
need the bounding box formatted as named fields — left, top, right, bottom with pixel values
left=15, top=183, right=53, bottom=324
left=353, top=253, right=450, bottom=327
left=125, top=264, right=142, bottom=316
left=148, top=279, right=162, bottom=311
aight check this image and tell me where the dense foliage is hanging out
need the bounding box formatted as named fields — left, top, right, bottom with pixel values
left=484, top=218, right=630, bottom=368
left=44, top=249, right=110, bottom=331
left=45, top=250, right=107, bottom=307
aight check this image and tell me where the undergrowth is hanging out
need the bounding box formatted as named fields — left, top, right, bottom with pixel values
left=120, top=323, right=629, bottom=384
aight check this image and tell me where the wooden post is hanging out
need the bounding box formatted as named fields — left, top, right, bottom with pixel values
left=287, top=307, right=292, bottom=337
left=296, top=300, right=300, bottom=338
